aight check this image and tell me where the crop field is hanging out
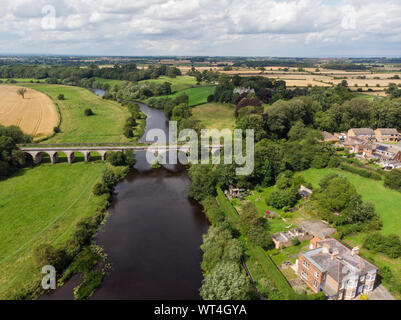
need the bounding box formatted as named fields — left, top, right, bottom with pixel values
left=21, top=84, right=130, bottom=143
left=0, top=162, right=107, bottom=299
left=0, top=85, right=58, bottom=139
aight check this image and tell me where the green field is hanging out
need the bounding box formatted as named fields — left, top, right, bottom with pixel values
left=298, top=168, right=401, bottom=236
left=190, top=103, right=236, bottom=130
left=155, top=85, right=216, bottom=107
left=21, top=84, right=130, bottom=143
left=0, top=162, right=107, bottom=299
left=0, top=78, right=45, bottom=83
left=140, top=75, right=200, bottom=92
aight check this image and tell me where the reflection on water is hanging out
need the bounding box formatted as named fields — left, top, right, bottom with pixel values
left=40, top=94, right=209, bottom=300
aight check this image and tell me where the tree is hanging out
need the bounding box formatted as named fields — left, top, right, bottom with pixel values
left=188, top=165, right=217, bottom=201
left=200, top=263, right=253, bottom=300
left=201, top=224, right=243, bottom=273
left=384, top=170, right=401, bottom=192
left=17, top=88, right=27, bottom=99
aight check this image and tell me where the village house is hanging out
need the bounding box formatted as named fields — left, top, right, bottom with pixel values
left=297, top=238, right=378, bottom=300
left=233, top=87, right=255, bottom=95
left=299, top=185, right=313, bottom=199
left=322, top=131, right=338, bottom=143
left=347, top=128, right=376, bottom=141
left=271, top=228, right=312, bottom=250
left=354, top=141, right=376, bottom=157
left=375, top=128, right=400, bottom=143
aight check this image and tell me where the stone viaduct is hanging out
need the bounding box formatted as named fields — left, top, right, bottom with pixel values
left=19, top=145, right=222, bottom=165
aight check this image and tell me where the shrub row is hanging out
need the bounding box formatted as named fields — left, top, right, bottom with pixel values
left=340, top=163, right=382, bottom=181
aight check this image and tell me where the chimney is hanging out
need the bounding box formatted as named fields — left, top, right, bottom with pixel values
left=351, top=247, right=360, bottom=257
left=331, top=250, right=339, bottom=260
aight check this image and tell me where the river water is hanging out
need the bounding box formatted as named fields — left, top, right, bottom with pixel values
left=41, top=89, right=209, bottom=300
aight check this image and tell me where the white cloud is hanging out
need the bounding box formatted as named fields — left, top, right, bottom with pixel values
left=0, top=0, right=400, bottom=56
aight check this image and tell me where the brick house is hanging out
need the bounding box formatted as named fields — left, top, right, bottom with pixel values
left=297, top=238, right=377, bottom=300
left=375, top=129, right=400, bottom=143
left=347, top=128, right=376, bottom=141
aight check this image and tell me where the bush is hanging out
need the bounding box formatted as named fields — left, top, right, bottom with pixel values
left=340, top=163, right=382, bottom=181
left=266, top=188, right=298, bottom=209
left=93, top=182, right=108, bottom=196
left=57, top=94, right=65, bottom=100
left=84, top=108, right=94, bottom=116
left=34, top=244, right=67, bottom=270
left=384, top=170, right=401, bottom=192
left=201, top=196, right=225, bottom=225
left=53, top=126, right=60, bottom=134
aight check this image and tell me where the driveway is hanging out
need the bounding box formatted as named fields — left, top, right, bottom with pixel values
left=366, top=285, right=396, bottom=300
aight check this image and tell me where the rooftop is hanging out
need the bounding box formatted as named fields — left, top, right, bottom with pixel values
left=350, top=128, right=375, bottom=136
left=376, top=128, right=399, bottom=135
left=302, top=239, right=377, bottom=283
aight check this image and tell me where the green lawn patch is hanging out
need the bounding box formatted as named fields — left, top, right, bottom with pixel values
left=0, top=162, right=107, bottom=299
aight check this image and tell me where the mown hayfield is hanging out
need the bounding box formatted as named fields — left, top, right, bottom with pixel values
left=0, top=162, right=107, bottom=299
left=21, top=84, right=130, bottom=143
left=190, top=103, right=236, bottom=131
left=298, top=168, right=401, bottom=237
left=0, top=85, right=58, bottom=139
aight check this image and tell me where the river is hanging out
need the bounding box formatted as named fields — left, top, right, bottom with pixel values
left=41, top=89, right=209, bottom=300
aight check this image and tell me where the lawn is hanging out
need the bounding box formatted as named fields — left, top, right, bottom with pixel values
left=0, top=162, right=107, bottom=299
left=190, top=103, right=236, bottom=131
left=21, top=84, right=130, bottom=143
left=140, top=75, right=200, bottom=92
left=298, top=168, right=401, bottom=236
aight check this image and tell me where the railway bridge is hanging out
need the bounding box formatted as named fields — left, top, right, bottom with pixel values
left=19, top=144, right=222, bottom=165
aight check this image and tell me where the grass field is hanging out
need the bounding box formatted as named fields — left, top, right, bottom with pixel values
left=0, top=162, right=107, bottom=299
left=140, top=75, right=200, bottom=92
left=21, top=84, right=130, bottom=143
left=190, top=103, right=236, bottom=130
left=0, top=79, right=45, bottom=83
left=298, top=168, right=401, bottom=236
left=155, top=85, right=216, bottom=107
left=0, top=85, right=58, bottom=139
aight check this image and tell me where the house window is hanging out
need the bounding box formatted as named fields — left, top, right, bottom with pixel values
left=367, top=274, right=376, bottom=281
left=302, top=260, right=310, bottom=270
left=339, top=282, right=344, bottom=290
left=314, top=271, right=319, bottom=279
left=301, top=271, right=308, bottom=280
left=348, top=280, right=357, bottom=289
left=313, top=280, right=318, bottom=288
left=338, top=292, right=343, bottom=300
left=360, top=275, right=365, bottom=282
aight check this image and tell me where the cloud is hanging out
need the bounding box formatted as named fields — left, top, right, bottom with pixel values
left=0, top=0, right=400, bottom=56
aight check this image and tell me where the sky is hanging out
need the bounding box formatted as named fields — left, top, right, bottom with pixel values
left=1, top=0, right=401, bottom=57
